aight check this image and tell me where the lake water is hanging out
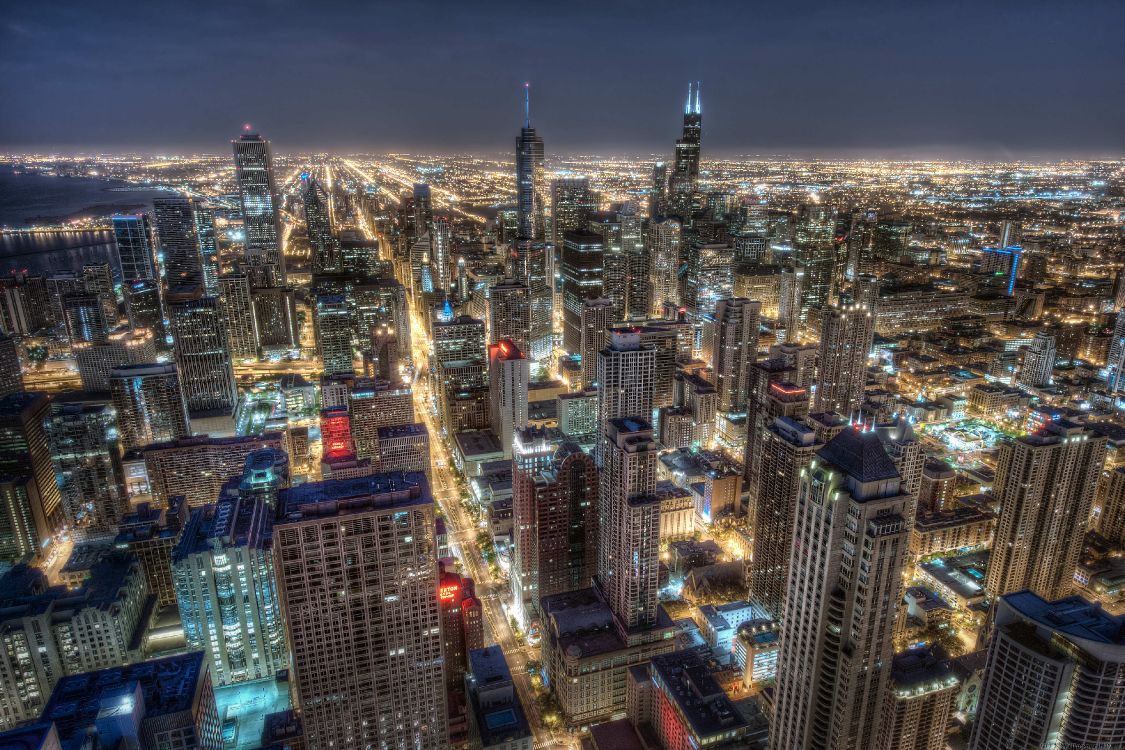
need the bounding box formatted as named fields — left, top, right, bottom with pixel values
left=0, top=167, right=168, bottom=227
left=0, top=168, right=169, bottom=276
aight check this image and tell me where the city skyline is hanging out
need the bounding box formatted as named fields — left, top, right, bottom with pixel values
left=3, top=2, right=1125, bottom=158
left=1, top=6, right=1124, bottom=748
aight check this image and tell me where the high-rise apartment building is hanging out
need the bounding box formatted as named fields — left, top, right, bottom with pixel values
left=488, top=340, right=529, bottom=458
left=193, top=198, right=219, bottom=295
left=749, top=414, right=820, bottom=618
left=0, top=477, right=44, bottom=562
left=488, top=279, right=531, bottom=355
left=598, top=417, right=661, bottom=631
left=710, top=298, right=761, bottom=413
left=794, top=204, right=838, bottom=324
left=646, top=218, right=682, bottom=315
left=596, top=329, right=657, bottom=436
left=969, top=591, right=1125, bottom=750
left=0, top=392, right=62, bottom=532
left=232, top=131, right=285, bottom=285
left=272, top=473, right=448, bottom=750
left=123, top=278, right=164, bottom=343
left=0, top=333, right=21, bottom=397
left=0, top=555, right=150, bottom=731
left=551, top=177, right=596, bottom=248
left=771, top=428, right=911, bottom=750
left=510, top=430, right=598, bottom=624
left=814, top=303, right=874, bottom=415
left=109, top=362, right=190, bottom=450
left=987, top=420, right=1106, bottom=601
left=43, top=401, right=128, bottom=541
left=167, top=287, right=238, bottom=417
left=433, top=315, right=487, bottom=364
left=73, top=327, right=156, bottom=392
left=579, top=297, right=613, bottom=389
left=876, top=645, right=958, bottom=750
left=141, top=432, right=285, bottom=507
left=1018, top=330, right=1056, bottom=388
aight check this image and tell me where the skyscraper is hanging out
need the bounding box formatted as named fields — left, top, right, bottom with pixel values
left=579, top=297, right=613, bottom=389
left=598, top=417, right=661, bottom=630
left=515, top=83, right=545, bottom=244
left=510, top=430, right=598, bottom=624
left=109, top=362, right=191, bottom=450
left=1107, top=308, right=1125, bottom=391
left=969, top=591, right=1125, bottom=750
left=166, top=287, right=238, bottom=417
left=596, top=328, right=657, bottom=435
left=560, top=230, right=604, bottom=353
left=550, top=177, right=596, bottom=248
left=876, top=645, right=958, bottom=750
left=488, top=278, right=531, bottom=354
left=986, top=420, right=1106, bottom=601
left=0, top=476, right=44, bottom=562
left=173, top=491, right=287, bottom=686
left=749, top=413, right=820, bottom=618
left=1018, top=330, right=1056, bottom=388
left=710, top=298, right=761, bottom=414
left=153, top=196, right=204, bottom=288
left=794, top=204, right=839, bottom=324
left=488, top=340, right=529, bottom=458
left=771, top=428, right=912, bottom=750
left=304, top=175, right=341, bottom=275
left=315, top=294, right=354, bottom=376
left=62, top=294, right=110, bottom=345
left=123, top=278, right=164, bottom=343
left=232, top=131, right=285, bottom=285
left=668, top=82, right=702, bottom=222
left=193, top=198, right=219, bottom=295
left=272, top=473, right=448, bottom=750
left=0, top=333, right=22, bottom=397
left=112, top=213, right=158, bottom=284
left=43, top=401, right=128, bottom=541
left=814, top=303, right=874, bottom=415
left=74, top=327, right=156, bottom=392
left=217, top=272, right=258, bottom=358
left=646, top=218, right=682, bottom=315
left=0, top=392, right=62, bottom=533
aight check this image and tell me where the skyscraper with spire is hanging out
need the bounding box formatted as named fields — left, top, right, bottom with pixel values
left=515, top=84, right=545, bottom=245
left=668, top=81, right=702, bottom=222
left=514, top=84, right=552, bottom=363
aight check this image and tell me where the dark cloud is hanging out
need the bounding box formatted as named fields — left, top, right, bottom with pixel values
left=2, top=0, right=1123, bottom=158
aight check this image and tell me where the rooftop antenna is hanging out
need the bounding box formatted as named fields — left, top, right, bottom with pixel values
left=695, top=81, right=702, bottom=114
left=524, top=82, right=531, bottom=129
left=685, top=82, right=693, bottom=115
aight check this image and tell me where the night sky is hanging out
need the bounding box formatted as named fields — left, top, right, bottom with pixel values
left=2, top=0, right=1124, bottom=158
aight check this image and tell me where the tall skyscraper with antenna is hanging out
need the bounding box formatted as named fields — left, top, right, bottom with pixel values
left=232, top=130, right=286, bottom=286
left=669, top=81, right=702, bottom=222
left=514, top=84, right=551, bottom=363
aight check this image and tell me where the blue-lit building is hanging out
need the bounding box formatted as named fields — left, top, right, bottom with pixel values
left=112, top=213, right=158, bottom=285
left=172, top=491, right=286, bottom=687
left=980, top=245, right=1022, bottom=296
